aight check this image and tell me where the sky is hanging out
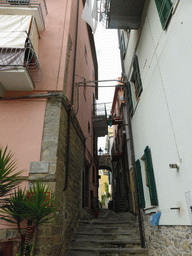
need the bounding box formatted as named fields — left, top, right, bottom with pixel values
left=94, top=22, right=122, bottom=103
left=94, top=22, right=122, bottom=151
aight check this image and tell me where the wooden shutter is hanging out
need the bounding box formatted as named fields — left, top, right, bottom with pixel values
left=126, top=82, right=133, bottom=116
left=133, top=55, right=142, bottom=98
left=135, top=160, right=145, bottom=208
left=120, top=32, right=126, bottom=59
left=155, top=0, right=173, bottom=30
left=144, top=146, right=158, bottom=205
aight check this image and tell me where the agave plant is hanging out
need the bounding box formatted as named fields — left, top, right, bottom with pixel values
left=22, top=180, right=57, bottom=256
left=0, top=188, right=28, bottom=253
left=0, top=146, right=24, bottom=198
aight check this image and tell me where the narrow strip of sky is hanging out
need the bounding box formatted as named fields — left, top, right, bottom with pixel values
left=94, top=22, right=122, bottom=104
left=94, top=22, right=122, bottom=151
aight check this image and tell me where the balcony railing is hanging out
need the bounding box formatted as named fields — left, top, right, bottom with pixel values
left=0, top=40, right=42, bottom=91
left=93, top=101, right=109, bottom=137
left=100, top=0, right=146, bottom=29
left=0, top=0, right=47, bottom=31
left=0, top=15, right=42, bottom=92
left=93, top=102, right=112, bottom=117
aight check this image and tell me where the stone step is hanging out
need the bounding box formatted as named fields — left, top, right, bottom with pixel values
left=70, top=239, right=141, bottom=249
left=76, top=226, right=139, bottom=234
left=67, top=210, right=148, bottom=256
left=78, top=220, right=137, bottom=227
left=73, top=232, right=140, bottom=241
left=67, top=247, right=148, bottom=256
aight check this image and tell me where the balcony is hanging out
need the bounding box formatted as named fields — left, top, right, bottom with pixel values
left=0, top=15, right=42, bottom=94
left=93, top=103, right=110, bottom=137
left=0, top=0, right=47, bottom=31
left=101, top=0, right=146, bottom=29
left=111, top=144, right=121, bottom=161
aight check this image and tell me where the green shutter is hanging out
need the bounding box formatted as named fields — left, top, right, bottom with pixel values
left=144, top=146, right=158, bottom=205
left=135, top=160, right=145, bottom=208
left=120, top=32, right=126, bottom=59
left=155, top=0, right=173, bottom=30
left=133, top=55, right=142, bottom=97
left=126, top=82, right=133, bottom=116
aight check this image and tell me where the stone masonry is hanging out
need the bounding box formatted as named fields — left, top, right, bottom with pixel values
left=142, top=213, right=192, bottom=256
left=28, top=96, right=85, bottom=256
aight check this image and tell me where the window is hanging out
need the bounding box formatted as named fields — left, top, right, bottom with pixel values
left=144, top=146, right=158, bottom=205
left=88, top=121, right=90, bottom=133
left=141, top=157, right=149, bottom=187
left=84, top=44, right=88, bottom=64
left=135, top=160, right=145, bottom=208
left=92, top=166, right=95, bottom=183
left=155, top=0, right=173, bottom=30
left=83, top=78, right=87, bottom=100
left=120, top=32, right=126, bottom=59
left=131, top=55, right=142, bottom=100
left=135, top=146, right=158, bottom=209
left=125, top=82, right=133, bottom=117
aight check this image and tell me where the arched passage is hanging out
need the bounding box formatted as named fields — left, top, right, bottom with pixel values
left=98, top=155, right=111, bottom=172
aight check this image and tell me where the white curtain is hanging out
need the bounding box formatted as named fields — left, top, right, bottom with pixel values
left=0, top=15, right=32, bottom=48
left=81, top=0, right=98, bottom=34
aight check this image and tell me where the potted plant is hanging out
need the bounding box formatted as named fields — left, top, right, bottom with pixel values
left=1, top=180, right=57, bottom=256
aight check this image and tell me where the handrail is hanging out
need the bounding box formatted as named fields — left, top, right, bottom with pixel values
left=0, top=38, right=43, bottom=82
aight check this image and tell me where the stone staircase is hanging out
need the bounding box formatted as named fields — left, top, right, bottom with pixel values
left=115, top=196, right=129, bottom=212
left=66, top=209, right=148, bottom=256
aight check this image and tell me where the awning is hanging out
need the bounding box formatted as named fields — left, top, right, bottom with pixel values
left=0, top=15, right=32, bottom=48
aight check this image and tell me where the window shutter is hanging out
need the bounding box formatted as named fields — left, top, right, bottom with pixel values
left=133, top=55, right=142, bottom=97
left=126, top=82, right=133, bottom=116
left=155, top=0, right=173, bottom=30
left=135, top=160, right=145, bottom=208
left=120, top=32, right=126, bottom=59
left=144, top=146, right=158, bottom=205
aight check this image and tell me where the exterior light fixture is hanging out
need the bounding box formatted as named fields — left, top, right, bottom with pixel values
left=169, top=164, right=179, bottom=171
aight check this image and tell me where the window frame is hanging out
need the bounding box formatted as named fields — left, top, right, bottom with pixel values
left=155, top=0, right=173, bottom=30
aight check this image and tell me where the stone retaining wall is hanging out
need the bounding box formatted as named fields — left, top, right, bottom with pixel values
left=143, top=214, right=192, bottom=256
left=33, top=97, right=85, bottom=256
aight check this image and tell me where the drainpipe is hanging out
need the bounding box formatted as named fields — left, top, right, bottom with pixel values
left=63, top=104, right=72, bottom=191
left=118, top=29, right=145, bottom=248
left=63, top=0, right=80, bottom=191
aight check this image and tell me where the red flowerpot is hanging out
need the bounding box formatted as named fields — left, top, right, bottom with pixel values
left=94, top=210, right=99, bottom=218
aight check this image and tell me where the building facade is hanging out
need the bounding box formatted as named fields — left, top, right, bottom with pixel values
left=106, top=0, right=192, bottom=254
left=0, top=0, right=98, bottom=255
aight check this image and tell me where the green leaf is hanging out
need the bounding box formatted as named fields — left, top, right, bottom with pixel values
left=24, top=180, right=57, bottom=225
left=0, top=146, right=25, bottom=198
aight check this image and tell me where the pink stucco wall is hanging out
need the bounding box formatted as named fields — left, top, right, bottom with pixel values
left=0, top=99, right=46, bottom=172
left=34, top=0, right=74, bottom=92
left=0, top=0, right=98, bottom=231
left=0, top=99, right=46, bottom=228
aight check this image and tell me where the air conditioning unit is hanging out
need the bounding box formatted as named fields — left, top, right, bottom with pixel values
left=6, top=0, right=30, bottom=4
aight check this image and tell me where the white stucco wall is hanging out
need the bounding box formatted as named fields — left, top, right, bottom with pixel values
left=125, top=0, right=192, bottom=225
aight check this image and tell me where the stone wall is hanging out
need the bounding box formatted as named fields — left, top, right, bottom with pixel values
left=30, top=96, right=85, bottom=256
left=143, top=213, right=192, bottom=256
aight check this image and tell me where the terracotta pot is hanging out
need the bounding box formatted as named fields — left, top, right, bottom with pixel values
left=94, top=210, right=99, bottom=218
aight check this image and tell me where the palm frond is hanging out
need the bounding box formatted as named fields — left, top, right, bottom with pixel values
left=0, top=187, right=27, bottom=226
left=0, top=146, right=25, bottom=197
left=24, top=180, right=57, bottom=225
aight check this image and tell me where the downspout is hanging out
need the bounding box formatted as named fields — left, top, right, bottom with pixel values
left=63, top=0, right=80, bottom=191
left=118, top=29, right=145, bottom=248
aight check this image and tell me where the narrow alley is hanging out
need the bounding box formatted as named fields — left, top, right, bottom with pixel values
left=0, top=0, right=192, bottom=256
left=66, top=208, right=148, bottom=256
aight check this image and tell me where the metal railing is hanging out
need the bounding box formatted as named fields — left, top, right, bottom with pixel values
left=93, top=102, right=112, bottom=117
left=0, top=39, right=43, bottom=82
left=99, top=0, right=110, bottom=27
left=5, top=0, right=31, bottom=4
